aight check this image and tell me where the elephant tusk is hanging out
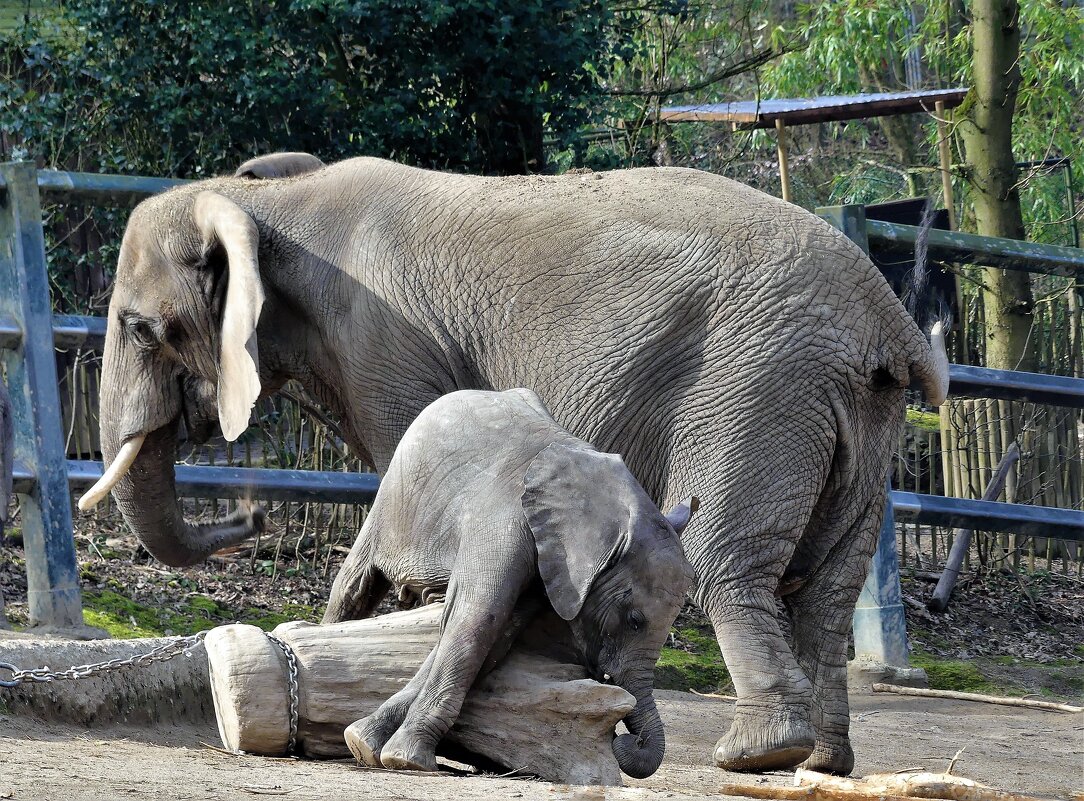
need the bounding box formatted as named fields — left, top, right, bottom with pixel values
left=77, top=434, right=147, bottom=511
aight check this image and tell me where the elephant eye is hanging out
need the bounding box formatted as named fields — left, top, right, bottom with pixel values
left=125, top=316, right=159, bottom=349
left=626, top=610, right=645, bottom=631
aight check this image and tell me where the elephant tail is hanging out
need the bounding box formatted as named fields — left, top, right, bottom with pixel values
left=907, top=320, right=950, bottom=407
left=897, top=201, right=950, bottom=406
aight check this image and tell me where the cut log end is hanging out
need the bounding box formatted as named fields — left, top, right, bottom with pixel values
left=205, top=624, right=290, bottom=754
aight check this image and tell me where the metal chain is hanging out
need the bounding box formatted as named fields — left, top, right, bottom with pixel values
left=264, top=631, right=299, bottom=756
left=0, top=627, right=300, bottom=757
left=0, top=631, right=208, bottom=689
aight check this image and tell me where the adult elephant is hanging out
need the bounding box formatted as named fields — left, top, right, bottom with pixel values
left=80, top=156, right=947, bottom=775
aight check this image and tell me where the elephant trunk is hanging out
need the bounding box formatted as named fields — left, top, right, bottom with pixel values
left=101, top=418, right=263, bottom=567
left=612, top=682, right=666, bottom=779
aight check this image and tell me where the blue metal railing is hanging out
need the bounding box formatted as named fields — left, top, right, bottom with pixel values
left=1, top=165, right=1082, bottom=637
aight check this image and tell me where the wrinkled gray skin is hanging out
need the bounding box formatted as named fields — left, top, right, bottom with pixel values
left=325, top=388, right=696, bottom=777
left=95, top=155, right=949, bottom=774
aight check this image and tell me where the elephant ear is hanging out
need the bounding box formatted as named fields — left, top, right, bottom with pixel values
left=522, top=443, right=632, bottom=621
left=193, top=191, right=265, bottom=442
left=234, top=152, right=325, bottom=180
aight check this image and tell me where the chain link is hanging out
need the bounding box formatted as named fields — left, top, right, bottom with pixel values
left=263, top=632, right=300, bottom=756
left=0, top=631, right=208, bottom=689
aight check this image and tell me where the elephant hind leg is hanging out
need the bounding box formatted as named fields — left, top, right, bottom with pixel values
left=784, top=491, right=887, bottom=776
left=323, top=526, right=391, bottom=623
left=691, top=515, right=818, bottom=770
left=698, top=578, right=815, bottom=772
left=682, top=434, right=833, bottom=771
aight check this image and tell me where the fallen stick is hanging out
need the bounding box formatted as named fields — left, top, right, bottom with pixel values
left=871, top=682, right=1083, bottom=714
left=690, top=688, right=737, bottom=700
left=719, top=783, right=915, bottom=801
left=794, top=768, right=1044, bottom=801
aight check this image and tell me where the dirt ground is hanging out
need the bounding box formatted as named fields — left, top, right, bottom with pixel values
left=1, top=689, right=1080, bottom=801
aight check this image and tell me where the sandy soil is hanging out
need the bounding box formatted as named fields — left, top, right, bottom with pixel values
left=1, top=689, right=1079, bottom=801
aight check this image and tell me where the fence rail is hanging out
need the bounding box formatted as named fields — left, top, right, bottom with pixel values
left=866, top=218, right=1084, bottom=278
left=1, top=166, right=1083, bottom=659
left=12, top=461, right=380, bottom=505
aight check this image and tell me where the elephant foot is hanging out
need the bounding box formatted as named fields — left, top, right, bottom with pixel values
left=344, top=719, right=384, bottom=768
left=713, top=703, right=815, bottom=772
left=380, top=728, right=438, bottom=772
left=799, top=740, right=854, bottom=776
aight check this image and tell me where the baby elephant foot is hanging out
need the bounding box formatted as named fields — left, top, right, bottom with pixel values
left=714, top=702, right=815, bottom=772
left=800, top=740, right=854, bottom=775
left=379, top=726, right=438, bottom=772
left=344, top=717, right=389, bottom=767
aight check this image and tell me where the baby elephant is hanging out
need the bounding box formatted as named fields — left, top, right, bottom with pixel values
left=323, top=388, right=697, bottom=778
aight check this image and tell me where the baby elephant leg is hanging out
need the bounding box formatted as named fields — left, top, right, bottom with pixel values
left=346, top=648, right=438, bottom=767
left=323, top=524, right=389, bottom=623
left=380, top=584, right=517, bottom=771
left=349, top=590, right=543, bottom=766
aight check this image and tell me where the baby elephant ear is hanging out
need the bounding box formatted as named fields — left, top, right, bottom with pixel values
left=522, top=443, right=632, bottom=621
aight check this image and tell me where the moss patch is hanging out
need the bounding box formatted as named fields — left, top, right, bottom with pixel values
left=909, top=650, right=999, bottom=693
left=906, top=408, right=941, bottom=432
left=82, top=589, right=319, bottom=639
left=655, top=627, right=731, bottom=693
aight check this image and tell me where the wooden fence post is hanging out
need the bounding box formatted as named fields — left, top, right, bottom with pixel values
left=0, top=162, right=85, bottom=631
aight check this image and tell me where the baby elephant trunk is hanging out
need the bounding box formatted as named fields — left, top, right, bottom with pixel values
left=613, top=687, right=665, bottom=778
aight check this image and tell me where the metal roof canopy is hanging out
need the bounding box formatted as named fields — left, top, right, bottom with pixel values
left=660, top=88, right=968, bottom=205
left=660, top=88, right=968, bottom=129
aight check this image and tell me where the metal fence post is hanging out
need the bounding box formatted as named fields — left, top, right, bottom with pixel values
left=818, top=203, right=911, bottom=666
left=0, top=161, right=84, bottom=630
left=852, top=484, right=909, bottom=665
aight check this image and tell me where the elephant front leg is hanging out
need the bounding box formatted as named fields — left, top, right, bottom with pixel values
left=379, top=581, right=519, bottom=771
left=346, top=648, right=438, bottom=767
left=698, top=581, right=815, bottom=771
left=347, top=592, right=541, bottom=767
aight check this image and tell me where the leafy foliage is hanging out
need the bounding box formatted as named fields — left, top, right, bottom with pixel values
left=1, top=0, right=614, bottom=176
left=575, top=0, right=784, bottom=167
left=760, top=0, right=1084, bottom=244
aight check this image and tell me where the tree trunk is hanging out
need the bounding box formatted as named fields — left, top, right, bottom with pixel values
left=958, top=0, right=1035, bottom=372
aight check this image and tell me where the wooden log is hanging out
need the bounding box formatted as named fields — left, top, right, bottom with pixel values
left=871, top=682, right=1083, bottom=713
left=204, top=604, right=636, bottom=786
